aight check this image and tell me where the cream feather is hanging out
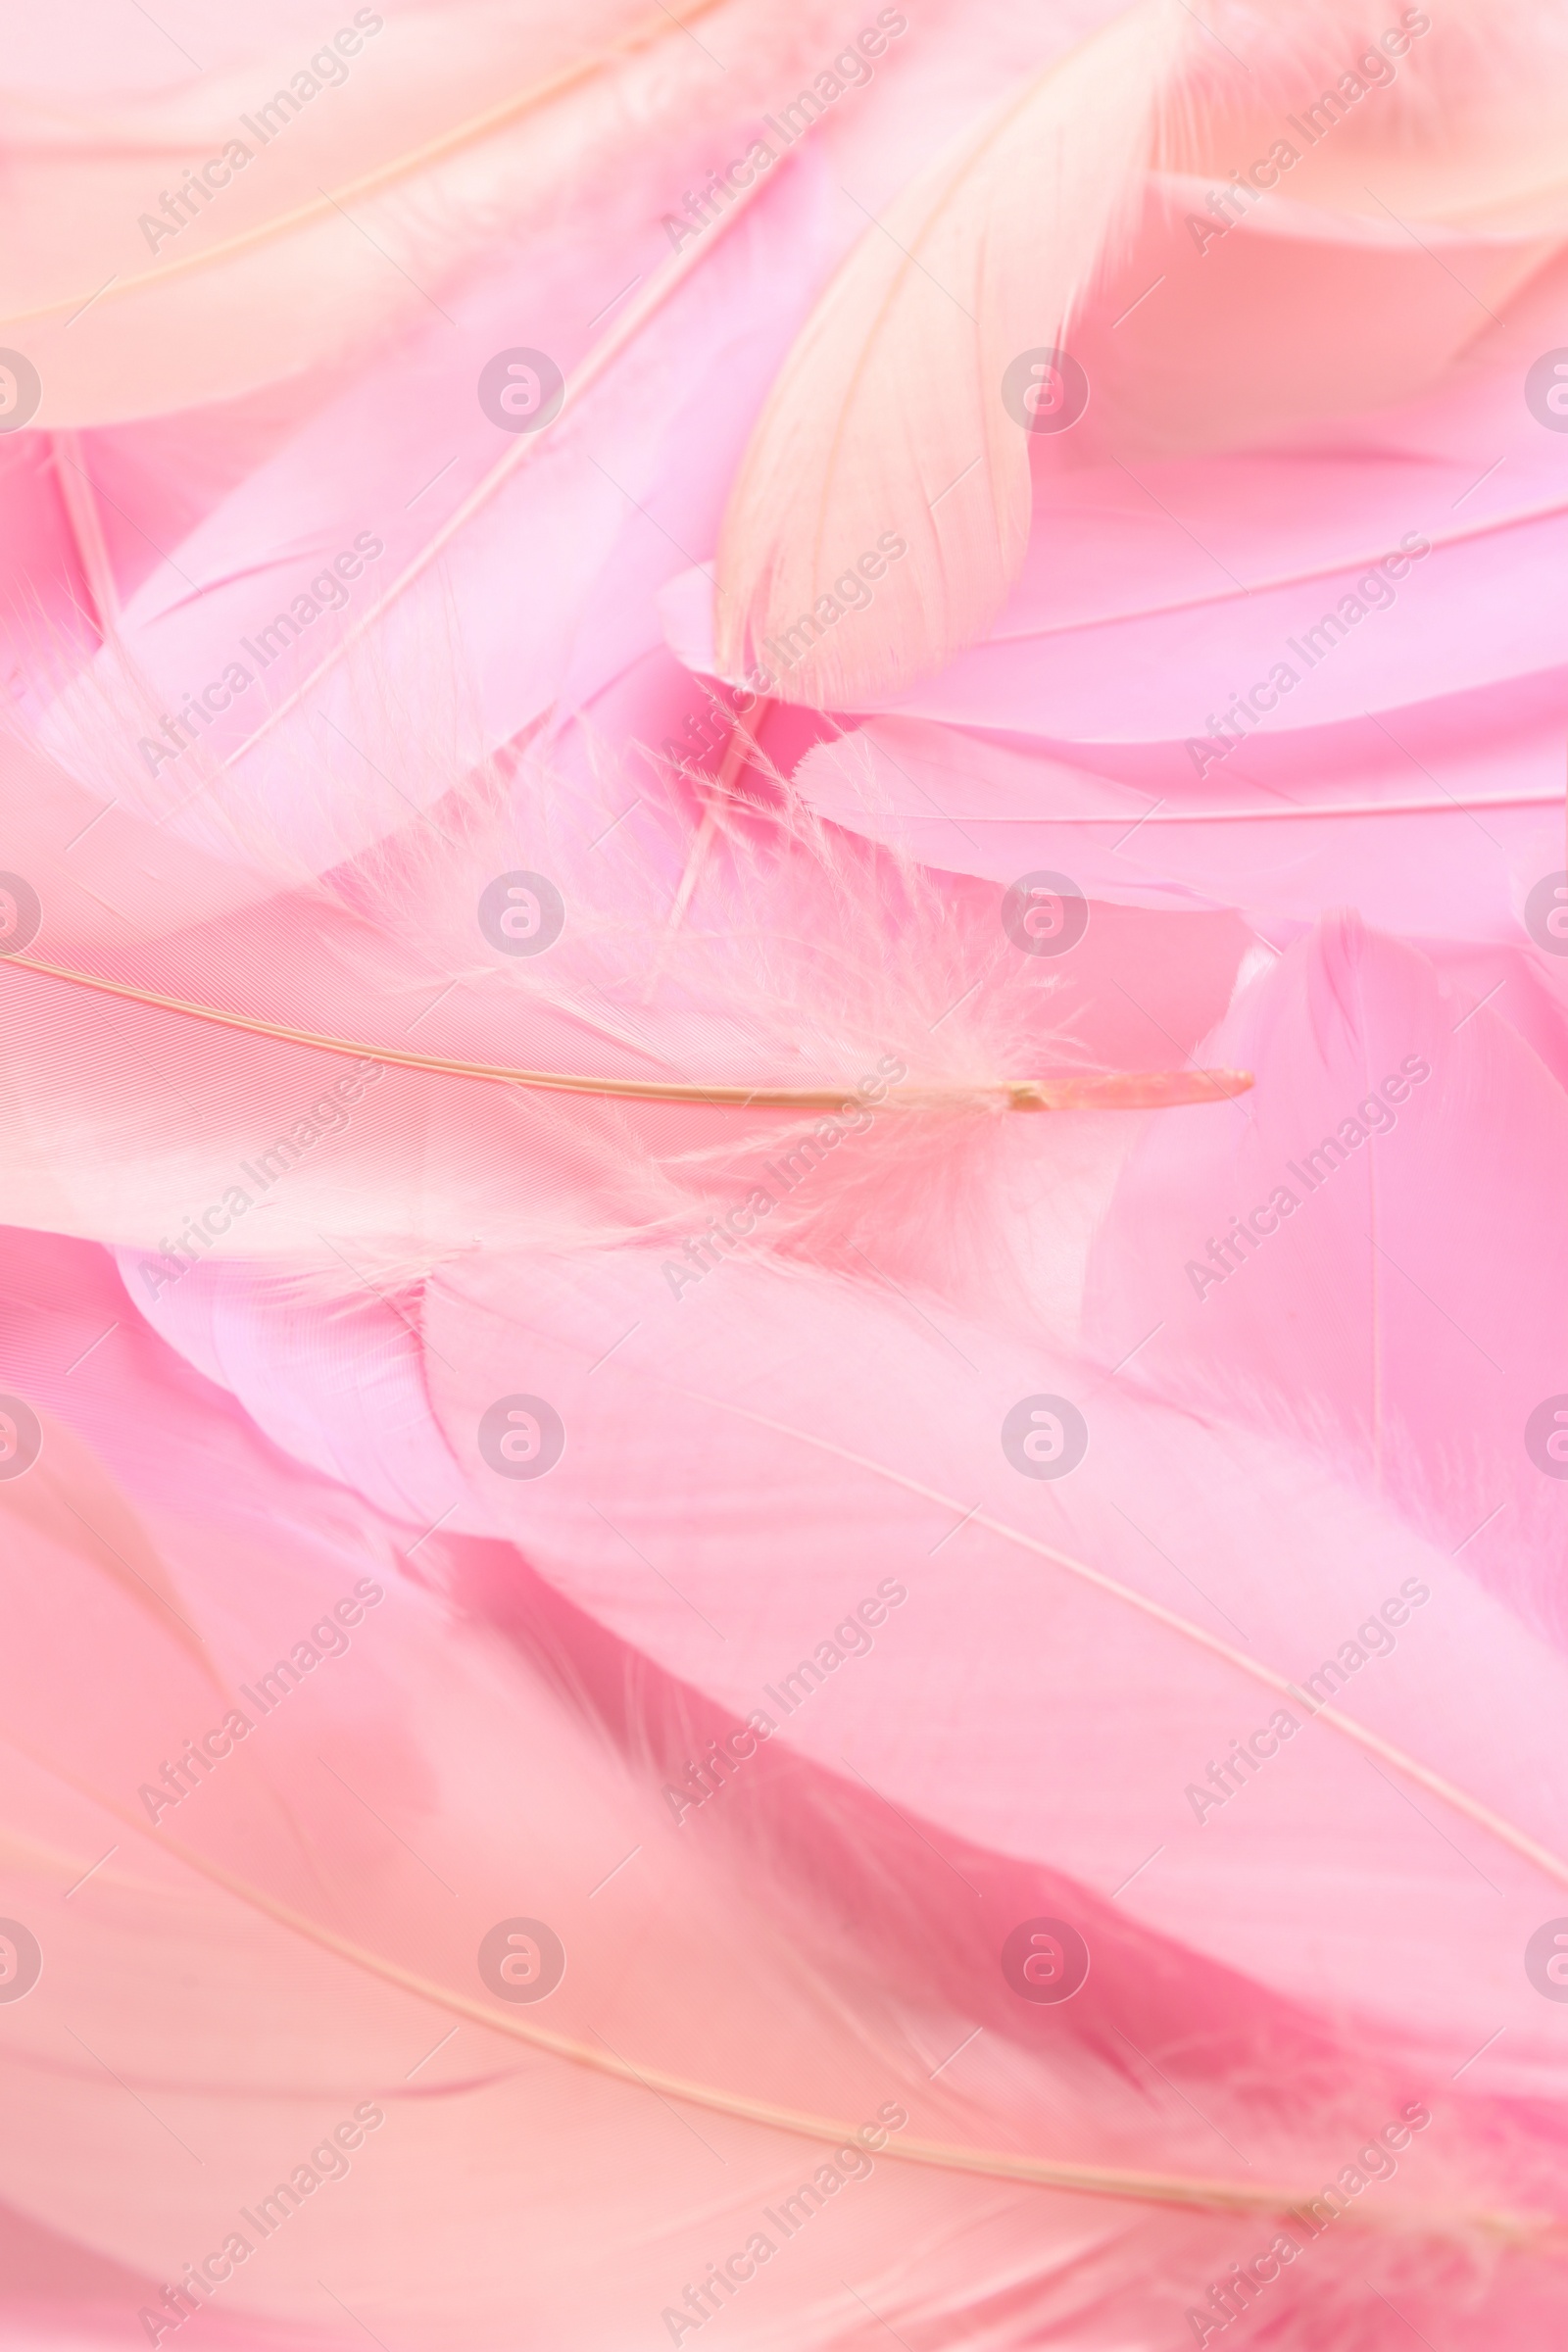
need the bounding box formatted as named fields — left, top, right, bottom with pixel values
left=712, top=0, right=1190, bottom=704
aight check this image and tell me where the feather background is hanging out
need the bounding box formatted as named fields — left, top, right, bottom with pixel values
left=2, top=1, right=1567, bottom=2347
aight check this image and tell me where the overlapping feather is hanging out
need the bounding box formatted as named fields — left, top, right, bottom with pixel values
left=3, top=0, right=1568, bottom=2345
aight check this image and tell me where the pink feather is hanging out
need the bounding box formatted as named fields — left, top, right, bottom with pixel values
left=2, top=0, right=1568, bottom=2344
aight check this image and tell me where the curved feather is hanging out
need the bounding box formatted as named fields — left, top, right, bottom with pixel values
left=713, top=0, right=1190, bottom=702
left=10, top=1233, right=1559, bottom=2349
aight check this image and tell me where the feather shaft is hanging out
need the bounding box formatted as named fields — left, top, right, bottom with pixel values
left=221, top=146, right=785, bottom=770
left=1, top=956, right=1250, bottom=1111
left=14, top=1737, right=1549, bottom=2246
left=2, top=0, right=734, bottom=330
left=697, top=1394, right=1568, bottom=1896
